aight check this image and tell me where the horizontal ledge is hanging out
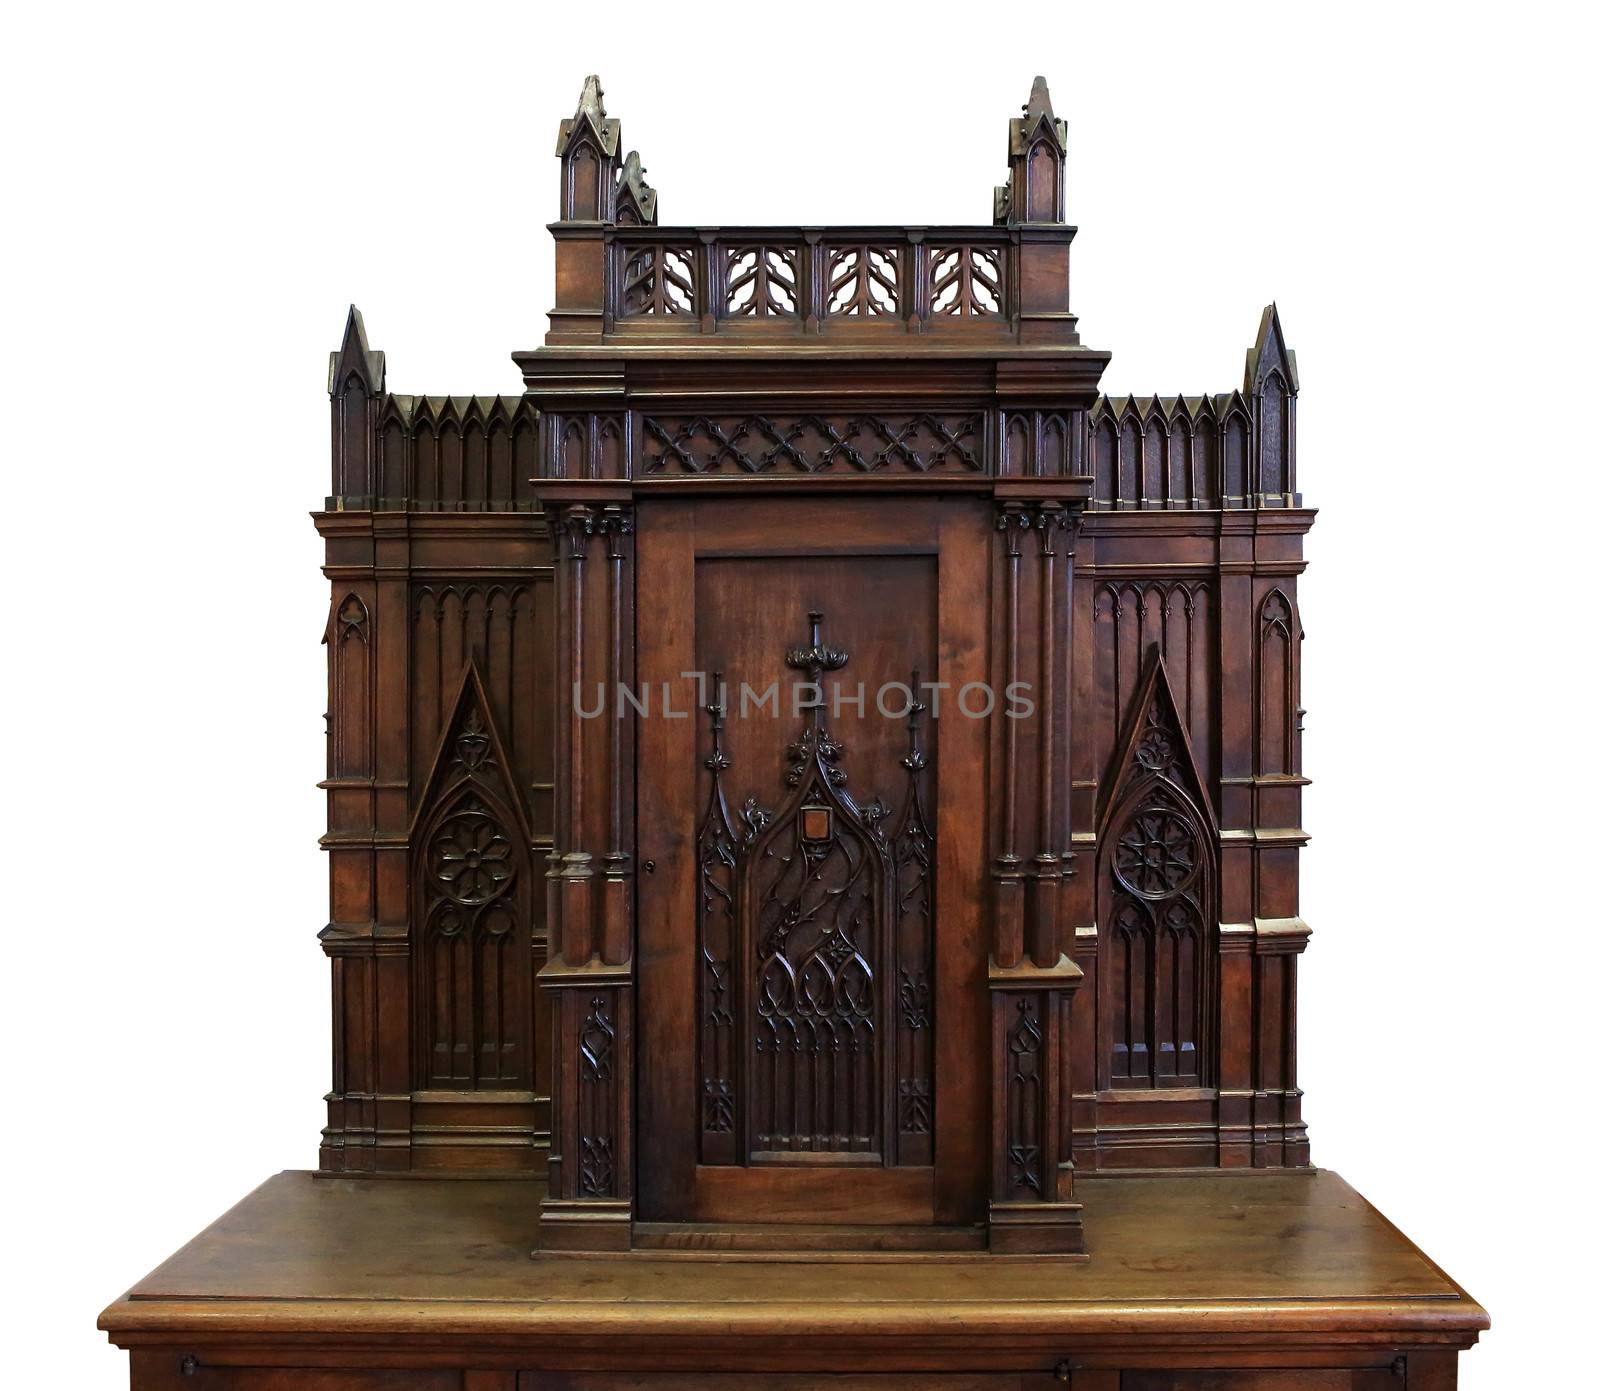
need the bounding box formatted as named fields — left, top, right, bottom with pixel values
left=631, top=475, right=1001, bottom=494
left=537, top=958, right=633, bottom=986
left=517, top=345, right=1109, bottom=363
left=989, top=953, right=1084, bottom=987
left=100, top=1296, right=1488, bottom=1342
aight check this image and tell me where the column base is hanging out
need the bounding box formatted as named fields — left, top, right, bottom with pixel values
left=988, top=1198, right=1087, bottom=1255
left=536, top=1197, right=633, bottom=1253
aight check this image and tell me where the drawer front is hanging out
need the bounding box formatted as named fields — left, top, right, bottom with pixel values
left=130, top=1358, right=460, bottom=1391
left=520, top=1377, right=1027, bottom=1390
left=1119, top=1373, right=1399, bottom=1390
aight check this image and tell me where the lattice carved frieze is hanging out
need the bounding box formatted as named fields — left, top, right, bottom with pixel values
left=643, top=413, right=985, bottom=476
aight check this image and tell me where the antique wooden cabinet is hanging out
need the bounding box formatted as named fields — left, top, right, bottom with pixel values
left=100, top=78, right=1486, bottom=1388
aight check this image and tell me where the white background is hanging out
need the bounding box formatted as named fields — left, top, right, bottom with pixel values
left=6, top=3, right=1596, bottom=1385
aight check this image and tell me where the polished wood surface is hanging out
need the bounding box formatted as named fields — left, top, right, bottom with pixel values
left=101, top=1168, right=1484, bottom=1379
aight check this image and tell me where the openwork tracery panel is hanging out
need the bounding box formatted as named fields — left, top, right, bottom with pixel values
left=725, top=244, right=799, bottom=317
left=929, top=244, right=1004, bottom=316
left=620, top=243, right=696, bottom=316
left=826, top=245, right=900, bottom=316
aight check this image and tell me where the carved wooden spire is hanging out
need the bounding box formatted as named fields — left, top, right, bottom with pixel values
left=327, top=306, right=384, bottom=504
left=1244, top=303, right=1299, bottom=396
left=327, top=304, right=384, bottom=397
left=996, top=76, right=1069, bottom=225
left=1243, top=305, right=1299, bottom=505
left=614, top=150, right=658, bottom=226
left=555, top=74, right=623, bottom=222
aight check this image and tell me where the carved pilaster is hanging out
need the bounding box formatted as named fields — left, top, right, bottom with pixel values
left=988, top=492, right=1087, bottom=1250
left=318, top=315, right=411, bottom=1172
left=988, top=957, right=1084, bottom=1255
left=540, top=962, right=634, bottom=1252
left=536, top=487, right=637, bottom=1250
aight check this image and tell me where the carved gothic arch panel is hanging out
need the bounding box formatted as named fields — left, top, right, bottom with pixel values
left=1257, top=586, right=1298, bottom=776
left=1096, top=647, right=1219, bottom=1091
left=410, top=660, right=535, bottom=1091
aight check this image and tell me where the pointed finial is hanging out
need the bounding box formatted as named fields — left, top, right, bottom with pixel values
left=616, top=149, right=659, bottom=225
left=327, top=304, right=385, bottom=396
left=1244, top=303, right=1299, bottom=395
left=339, top=304, right=368, bottom=356
left=1002, top=77, right=1068, bottom=223
left=555, top=73, right=621, bottom=158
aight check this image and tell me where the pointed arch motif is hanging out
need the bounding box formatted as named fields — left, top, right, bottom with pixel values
left=1097, top=647, right=1218, bottom=1090
left=1006, top=412, right=1031, bottom=475
left=1257, top=587, right=1297, bottom=776
left=742, top=630, right=893, bottom=1156
left=324, top=591, right=371, bottom=780
left=1143, top=411, right=1168, bottom=506
left=1092, top=412, right=1117, bottom=505
left=692, top=615, right=934, bottom=1165
left=1118, top=411, right=1140, bottom=506
left=1221, top=399, right=1250, bottom=506
left=1038, top=412, right=1067, bottom=475
left=560, top=417, right=587, bottom=478
left=411, top=661, right=535, bottom=1090
left=1255, top=369, right=1290, bottom=500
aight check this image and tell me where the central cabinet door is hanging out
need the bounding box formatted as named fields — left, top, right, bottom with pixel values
left=636, top=494, right=988, bottom=1226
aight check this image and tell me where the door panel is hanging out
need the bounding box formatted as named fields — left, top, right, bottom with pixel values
left=636, top=496, right=987, bottom=1225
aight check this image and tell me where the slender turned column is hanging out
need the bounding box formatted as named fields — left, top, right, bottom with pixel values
left=597, top=504, right=634, bottom=968
left=1028, top=502, right=1062, bottom=968
left=557, top=505, right=597, bottom=967
left=993, top=502, right=1030, bottom=969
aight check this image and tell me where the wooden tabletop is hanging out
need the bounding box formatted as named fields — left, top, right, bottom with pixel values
left=101, top=1169, right=1484, bottom=1355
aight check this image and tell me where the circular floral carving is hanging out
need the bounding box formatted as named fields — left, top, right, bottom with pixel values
left=1133, top=726, right=1177, bottom=773
left=431, top=810, right=514, bottom=905
left=1114, top=808, right=1199, bottom=898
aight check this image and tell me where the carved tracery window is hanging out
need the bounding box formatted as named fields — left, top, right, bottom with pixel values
left=414, top=686, right=533, bottom=1090
left=1099, top=660, right=1216, bottom=1090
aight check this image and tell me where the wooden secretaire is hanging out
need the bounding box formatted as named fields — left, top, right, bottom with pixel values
left=100, top=77, right=1486, bottom=1388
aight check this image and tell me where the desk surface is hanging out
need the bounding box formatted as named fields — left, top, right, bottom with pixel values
left=101, top=1168, right=1484, bottom=1356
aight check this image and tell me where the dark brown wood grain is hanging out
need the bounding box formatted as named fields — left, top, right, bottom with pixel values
left=99, top=1170, right=1485, bottom=1385
left=101, top=73, right=1481, bottom=1388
